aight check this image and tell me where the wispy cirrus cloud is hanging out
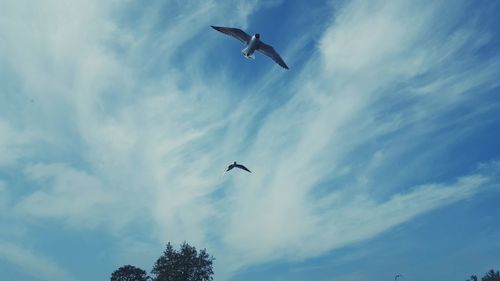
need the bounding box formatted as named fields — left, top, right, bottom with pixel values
left=213, top=0, right=500, bottom=276
left=0, top=242, right=77, bottom=281
left=0, top=120, right=42, bottom=167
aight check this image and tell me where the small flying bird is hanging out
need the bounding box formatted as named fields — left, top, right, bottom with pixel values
left=225, top=161, right=252, bottom=173
left=211, top=25, right=289, bottom=69
left=395, top=274, right=403, bottom=281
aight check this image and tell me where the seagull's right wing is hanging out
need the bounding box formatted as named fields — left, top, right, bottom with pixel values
left=257, top=41, right=289, bottom=69
left=211, top=26, right=251, bottom=44
left=226, top=165, right=234, bottom=172
left=236, top=164, right=252, bottom=173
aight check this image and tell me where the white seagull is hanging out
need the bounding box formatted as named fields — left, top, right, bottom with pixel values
left=225, top=162, right=252, bottom=173
left=211, top=25, right=289, bottom=69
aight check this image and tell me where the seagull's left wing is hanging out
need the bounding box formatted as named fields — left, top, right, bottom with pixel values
left=257, top=42, right=289, bottom=69
left=236, top=164, right=252, bottom=173
left=211, top=26, right=251, bottom=44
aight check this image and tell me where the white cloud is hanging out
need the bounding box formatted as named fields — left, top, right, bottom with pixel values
left=15, top=163, right=116, bottom=228
left=0, top=181, right=8, bottom=210
left=211, top=0, right=500, bottom=276
left=0, top=120, right=40, bottom=167
left=0, top=242, right=77, bottom=281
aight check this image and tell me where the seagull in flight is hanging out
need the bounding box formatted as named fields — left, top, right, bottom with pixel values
left=211, top=25, right=289, bottom=69
left=225, top=162, right=252, bottom=173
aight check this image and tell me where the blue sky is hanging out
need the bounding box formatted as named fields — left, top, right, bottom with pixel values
left=1, top=0, right=500, bottom=281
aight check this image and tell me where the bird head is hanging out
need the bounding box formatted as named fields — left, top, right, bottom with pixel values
left=255, top=33, right=260, bottom=39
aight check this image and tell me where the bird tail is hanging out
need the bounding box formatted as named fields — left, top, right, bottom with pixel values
left=241, top=48, right=255, bottom=59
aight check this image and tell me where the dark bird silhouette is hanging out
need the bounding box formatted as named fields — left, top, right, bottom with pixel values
left=226, top=161, right=252, bottom=173
left=395, top=274, right=403, bottom=281
left=211, top=25, right=289, bottom=69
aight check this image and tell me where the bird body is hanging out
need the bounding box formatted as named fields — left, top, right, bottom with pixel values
left=211, top=25, right=289, bottom=69
left=226, top=161, right=252, bottom=173
left=241, top=34, right=260, bottom=59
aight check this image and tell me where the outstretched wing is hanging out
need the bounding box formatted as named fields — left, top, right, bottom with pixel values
left=211, top=26, right=251, bottom=44
left=226, top=164, right=235, bottom=172
left=257, top=41, right=289, bottom=69
left=235, top=164, right=252, bottom=173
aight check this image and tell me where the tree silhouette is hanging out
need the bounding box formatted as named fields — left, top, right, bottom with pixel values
left=467, top=269, right=500, bottom=281
left=111, top=265, right=149, bottom=281
left=467, top=275, right=478, bottom=281
left=151, top=242, right=214, bottom=281
left=482, top=269, right=500, bottom=281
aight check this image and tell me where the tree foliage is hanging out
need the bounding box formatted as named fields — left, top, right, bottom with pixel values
left=467, top=275, right=478, bottom=281
left=481, top=270, right=500, bottom=281
left=151, top=242, right=214, bottom=281
left=110, top=265, right=149, bottom=281
left=467, top=269, right=500, bottom=281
